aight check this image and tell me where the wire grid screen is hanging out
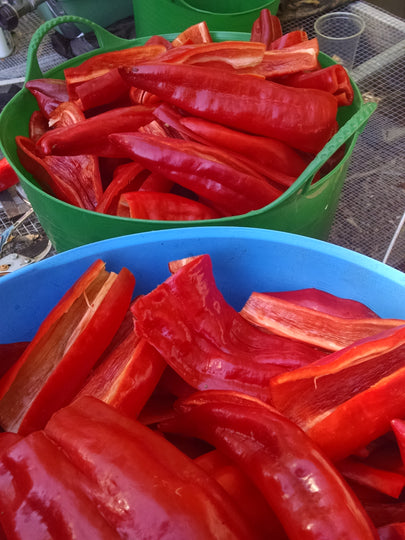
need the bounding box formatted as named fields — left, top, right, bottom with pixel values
left=0, top=1, right=404, bottom=271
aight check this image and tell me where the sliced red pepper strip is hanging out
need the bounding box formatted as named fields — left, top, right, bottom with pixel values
left=25, top=78, right=69, bottom=118
left=75, top=333, right=167, bottom=418
left=262, top=287, right=380, bottom=319
left=0, top=430, right=119, bottom=539
left=44, top=395, right=256, bottom=538
left=160, top=390, right=379, bottom=540
left=378, top=522, right=405, bottom=540
left=48, top=98, right=85, bottom=128
left=16, top=135, right=102, bottom=210
left=108, top=132, right=281, bottom=216
left=28, top=110, right=48, bottom=142
left=280, top=64, right=355, bottom=106
left=177, top=114, right=311, bottom=178
left=118, top=191, right=222, bottom=220
left=119, top=63, right=338, bottom=154
left=240, top=38, right=320, bottom=78
left=250, top=9, right=283, bottom=49
left=0, top=157, right=19, bottom=192
left=63, top=43, right=167, bottom=91
left=0, top=259, right=135, bottom=434
left=156, top=41, right=265, bottom=69
left=171, top=21, right=213, bottom=47
left=269, top=325, right=405, bottom=461
left=131, top=254, right=325, bottom=404
left=391, top=419, right=405, bottom=469
left=95, top=161, right=147, bottom=215
left=74, top=67, right=131, bottom=111
left=337, top=457, right=405, bottom=498
left=270, top=30, right=309, bottom=50
left=38, top=104, right=156, bottom=158
left=240, top=291, right=405, bottom=351
left=138, top=171, right=173, bottom=192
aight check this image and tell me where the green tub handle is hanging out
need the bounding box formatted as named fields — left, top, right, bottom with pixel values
left=25, top=15, right=133, bottom=82
left=298, top=100, right=377, bottom=194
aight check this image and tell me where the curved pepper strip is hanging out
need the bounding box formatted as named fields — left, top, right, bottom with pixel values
left=250, top=8, right=283, bottom=49
left=108, top=132, right=282, bottom=216
left=38, top=105, right=157, bottom=158
left=240, top=291, right=405, bottom=351
left=171, top=21, right=213, bottom=47
left=131, top=254, right=325, bottom=404
left=44, top=395, right=256, bottom=539
left=0, top=259, right=135, bottom=434
left=0, top=430, right=119, bottom=539
left=159, top=390, right=379, bottom=540
left=74, top=67, right=131, bottom=111
left=270, top=30, right=309, bottom=50
left=269, top=325, right=405, bottom=461
left=25, top=78, right=69, bottom=118
left=28, top=110, right=48, bottom=142
left=119, top=62, right=338, bottom=154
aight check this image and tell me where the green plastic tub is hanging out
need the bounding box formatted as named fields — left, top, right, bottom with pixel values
left=0, top=16, right=376, bottom=253
left=132, top=0, right=280, bottom=36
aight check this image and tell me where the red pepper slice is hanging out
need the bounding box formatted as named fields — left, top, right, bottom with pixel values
left=160, top=390, right=379, bottom=540
left=28, top=110, right=48, bottom=142
left=261, top=287, right=380, bottom=319
left=44, top=395, right=256, bottom=538
left=119, top=63, right=338, bottom=154
left=250, top=9, right=283, bottom=49
left=0, top=342, right=28, bottom=379
left=16, top=135, right=102, bottom=210
left=280, top=64, right=355, bottom=106
left=74, top=67, right=131, bottom=111
left=0, top=259, right=135, bottom=434
left=0, top=430, right=119, bottom=539
left=378, top=522, right=405, bottom=540
left=25, top=78, right=69, bottom=118
left=270, top=30, right=309, bottom=50
left=38, top=104, right=156, bottom=158
left=270, top=324, right=405, bottom=461
left=0, top=157, right=19, bottom=192
left=240, top=291, right=405, bottom=351
left=131, top=254, right=326, bottom=404
left=108, top=132, right=282, bottom=216
left=171, top=21, right=213, bottom=47
left=240, top=38, right=320, bottom=78
left=118, top=191, right=222, bottom=220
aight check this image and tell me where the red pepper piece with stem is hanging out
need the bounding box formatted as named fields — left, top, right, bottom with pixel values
left=279, top=64, right=355, bottom=106
left=0, top=157, right=19, bottom=192
left=108, top=132, right=282, bottom=216
left=131, top=254, right=326, bottom=404
left=44, top=395, right=257, bottom=539
left=16, top=135, right=102, bottom=210
left=25, top=77, right=69, bottom=118
left=0, top=259, right=135, bottom=434
left=38, top=104, right=157, bottom=158
left=250, top=9, right=283, bottom=49
left=269, top=324, right=405, bottom=461
left=119, top=62, right=338, bottom=154
left=160, top=390, right=379, bottom=540
left=240, top=291, right=405, bottom=351
left=117, top=191, right=222, bottom=220
left=0, top=430, right=120, bottom=539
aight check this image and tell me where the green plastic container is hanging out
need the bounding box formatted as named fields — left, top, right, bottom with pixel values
left=132, top=0, right=280, bottom=36
left=0, top=15, right=376, bottom=253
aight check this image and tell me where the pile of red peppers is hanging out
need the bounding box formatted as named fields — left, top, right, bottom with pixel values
left=1, top=249, right=405, bottom=539
left=9, top=10, right=355, bottom=218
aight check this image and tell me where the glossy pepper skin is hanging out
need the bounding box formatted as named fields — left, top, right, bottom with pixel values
left=160, top=390, right=379, bottom=540
left=132, top=254, right=325, bottom=403
left=119, top=62, right=338, bottom=154
left=44, top=395, right=256, bottom=539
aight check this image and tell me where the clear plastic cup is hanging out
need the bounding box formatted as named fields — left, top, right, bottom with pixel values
left=314, top=12, right=365, bottom=71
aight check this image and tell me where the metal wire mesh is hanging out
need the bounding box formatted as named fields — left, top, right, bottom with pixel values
left=0, top=1, right=404, bottom=272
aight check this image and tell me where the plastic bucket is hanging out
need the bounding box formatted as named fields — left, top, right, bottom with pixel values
left=1, top=226, right=404, bottom=344
left=132, top=0, right=280, bottom=36
left=0, top=16, right=376, bottom=253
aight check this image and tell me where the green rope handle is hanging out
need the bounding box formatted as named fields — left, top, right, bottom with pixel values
left=299, top=101, right=377, bottom=193
left=25, top=15, right=133, bottom=81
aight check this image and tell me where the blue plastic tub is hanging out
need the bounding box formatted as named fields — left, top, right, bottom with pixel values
left=1, top=227, right=404, bottom=344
